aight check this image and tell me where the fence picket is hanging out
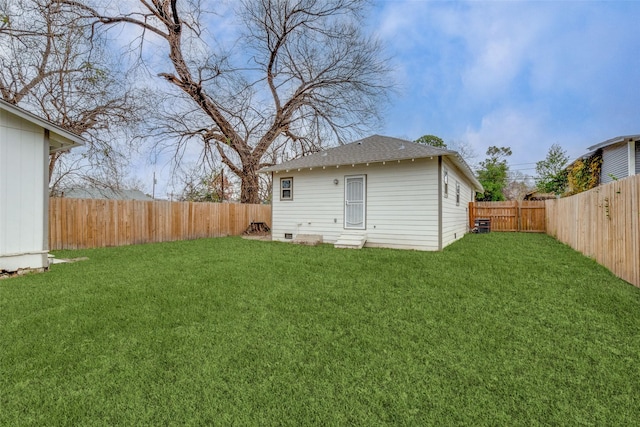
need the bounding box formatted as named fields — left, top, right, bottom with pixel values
left=468, top=200, right=546, bottom=232
left=49, top=198, right=271, bottom=250
left=546, top=175, right=640, bottom=288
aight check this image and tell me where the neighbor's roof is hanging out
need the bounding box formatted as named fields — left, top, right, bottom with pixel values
left=0, top=98, right=84, bottom=153
left=61, top=188, right=154, bottom=201
left=260, top=134, right=483, bottom=191
left=587, top=134, right=640, bottom=151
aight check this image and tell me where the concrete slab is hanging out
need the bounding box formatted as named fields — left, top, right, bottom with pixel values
left=293, top=234, right=323, bottom=246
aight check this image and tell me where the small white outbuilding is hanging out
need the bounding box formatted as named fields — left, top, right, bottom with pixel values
left=0, top=99, right=83, bottom=272
left=260, top=135, right=483, bottom=251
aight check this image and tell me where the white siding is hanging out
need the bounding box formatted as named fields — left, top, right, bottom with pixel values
left=441, top=157, right=474, bottom=248
left=270, top=158, right=441, bottom=251
left=635, top=141, right=640, bottom=175
left=601, top=142, right=628, bottom=184
left=0, top=108, right=48, bottom=271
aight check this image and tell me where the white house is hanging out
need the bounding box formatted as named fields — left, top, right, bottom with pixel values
left=260, top=135, right=483, bottom=251
left=0, top=99, right=83, bottom=272
left=588, top=134, right=640, bottom=184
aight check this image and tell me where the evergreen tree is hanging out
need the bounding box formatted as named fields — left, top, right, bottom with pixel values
left=414, top=134, right=447, bottom=148
left=535, top=144, right=569, bottom=195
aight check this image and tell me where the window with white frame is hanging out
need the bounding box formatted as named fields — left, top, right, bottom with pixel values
left=280, top=177, right=293, bottom=200
left=456, top=182, right=460, bottom=206
left=443, top=170, right=449, bottom=197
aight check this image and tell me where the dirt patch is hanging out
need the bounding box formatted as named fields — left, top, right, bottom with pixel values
left=1, top=267, right=47, bottom=280
left=1, top=256, right=90, bottom=280
left=242, top=221, right=271, bottom=241
left=242, top=234, right=272, bottom=241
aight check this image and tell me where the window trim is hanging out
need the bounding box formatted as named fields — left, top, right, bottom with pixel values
left=455, top=181, right=460, bottom=206
left=280, top=177, right=293, bottom=201
left=443, top=170, right=449, bottom=198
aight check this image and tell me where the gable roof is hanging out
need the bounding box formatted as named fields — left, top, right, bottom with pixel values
left=588, top=134, right=640, bottom=151
left=260, top=134, right=483, bottom=191
left=0, top=98, right=84, bottom=153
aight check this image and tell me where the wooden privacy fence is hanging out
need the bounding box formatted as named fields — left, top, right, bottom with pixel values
left=49, top=198, right=271, bottom=250
left=546, top=174, right=639, bottom=288
left=468, top=201, right=546, bottom=232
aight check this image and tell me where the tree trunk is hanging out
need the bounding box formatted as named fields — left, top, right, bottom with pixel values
left=60, top=0, right=392, bottom=204
left=240, top=163, right=260, bottom=204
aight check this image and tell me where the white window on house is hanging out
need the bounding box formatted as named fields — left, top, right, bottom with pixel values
left=280, top=177, right=293, bottom=200
left=443, top=170, right=449, bottom=197
left=456, top=182, right=460, bottom=206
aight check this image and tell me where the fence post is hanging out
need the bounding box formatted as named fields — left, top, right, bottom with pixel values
left=468, top=202, right=476, bottom=229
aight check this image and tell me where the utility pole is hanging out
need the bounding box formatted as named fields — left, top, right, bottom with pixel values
left=221, top=169, right=225, bottom=202
left=152, top=171, right=156, bottom=199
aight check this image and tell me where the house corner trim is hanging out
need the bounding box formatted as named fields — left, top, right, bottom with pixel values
left=438, top=156, right=443, bottom=251
left=628, top=139, right=636, bottom=177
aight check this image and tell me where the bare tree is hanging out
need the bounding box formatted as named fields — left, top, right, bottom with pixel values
left=448, top=139, right=479, bottom=170
left=503, top=171, right=533, bottom=201
left=0, top=0, right=143, bottom=193
left=60, top=0, right=393, bottom=203
left=178, top=165, right=236, bottom=202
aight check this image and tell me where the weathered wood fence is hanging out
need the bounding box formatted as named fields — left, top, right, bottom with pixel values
left=468, top=201, right=546, bottom=232
left=545, top=175, right=639, bottom=288
left=49, top=198, right=271, bottom=250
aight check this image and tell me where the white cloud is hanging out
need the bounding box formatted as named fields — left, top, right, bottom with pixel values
left=93, top=0, right=640, bottom=188
left=463, top=108, right=546, bottom=165
left=376, top=0, right=640, bottom=170
left=442, top=3, right=548, bottom=101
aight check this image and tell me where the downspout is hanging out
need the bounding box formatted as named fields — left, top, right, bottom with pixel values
left=271, top=171, right=274, bottom=229
left=438, top=156, right=443, bottom=251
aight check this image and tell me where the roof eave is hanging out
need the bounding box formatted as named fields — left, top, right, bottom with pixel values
left=260, top=153, right=484, bottom=193
left=0, top=99, right=85, bottom=152
left=259, top=154, right=434, bottom=173
left=588, top=134, right=640, bottom=151
left=49, top=133, right=83, bottom=154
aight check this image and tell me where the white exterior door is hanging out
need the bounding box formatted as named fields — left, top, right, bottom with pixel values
left=344, top=175, right=366, bottom=229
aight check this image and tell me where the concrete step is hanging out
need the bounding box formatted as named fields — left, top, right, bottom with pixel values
left=292, top=234, right=323, bottom=246
left=334, top=232, right=367, bottom=249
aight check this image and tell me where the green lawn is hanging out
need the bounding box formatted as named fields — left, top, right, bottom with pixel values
left=1, top=233, right=639, bottom=425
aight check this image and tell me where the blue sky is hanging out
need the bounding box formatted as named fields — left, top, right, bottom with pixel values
left=132, top=0, right=640, bottom=197
left=369, top=0, right=640, bottom=177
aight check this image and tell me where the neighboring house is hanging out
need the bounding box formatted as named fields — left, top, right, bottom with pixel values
left=260, top=135, right=483, bottom=251
left=0, top=99, right=83, bottom=272
left=61, top=187, right=154, bottom=201
left=588, top=134, right=640, bottom=184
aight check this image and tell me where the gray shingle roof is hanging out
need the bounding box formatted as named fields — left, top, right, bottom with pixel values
left=260, top=134, right=483, bottom=191
left=61, top=188, right=154, bottom=201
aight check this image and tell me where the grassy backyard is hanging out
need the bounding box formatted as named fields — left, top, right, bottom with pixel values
left=1, top=233, right=639, bottom=425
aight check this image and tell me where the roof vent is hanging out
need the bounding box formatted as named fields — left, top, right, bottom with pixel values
left=357, top=141, right=362, bottom=145
left=321, top=152, right=328, bottom=156
left=399, top=143, right=405, bottom=150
